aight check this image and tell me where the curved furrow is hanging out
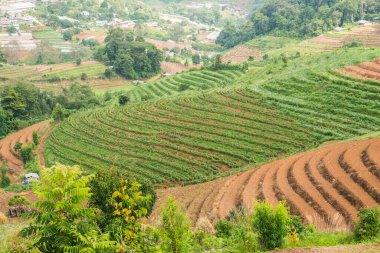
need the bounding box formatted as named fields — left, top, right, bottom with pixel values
left=364, top=141, right=380, bottom=179
left=241, top=164, right=271, bottom=210
left=289, top=152, right=346, bottom=228
left=216, top=169, right=255, bottom=218
left=275, top=155, right=328, bottom=228
left=307, top=149, right=358, bottom=222
left=341, top=140, right=380, bottom=203
left=323, top=146, right=377, bottom=207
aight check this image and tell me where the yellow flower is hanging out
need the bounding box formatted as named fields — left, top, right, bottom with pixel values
left=114, top=209, right=121, bottom=215
left=112, top=191, right=120, bottom=198
left=121, top=186, right=127, bottom=192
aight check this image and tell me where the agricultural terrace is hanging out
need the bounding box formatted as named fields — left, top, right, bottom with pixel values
left=44, top=48, right=380, bottom=185
left=32, top=29, right=73, bottom=53
left=341, top=57, right=380, bottom=81
left=152, top=137, right=380, bottom=230
left=125, top=68, right=244, bottom=102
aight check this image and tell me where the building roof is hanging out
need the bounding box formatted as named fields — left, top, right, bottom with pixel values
left=25, top=173, right=40, bottom=179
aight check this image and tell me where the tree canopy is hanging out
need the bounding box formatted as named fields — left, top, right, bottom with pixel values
left=217, top=0, right=380, bottom=48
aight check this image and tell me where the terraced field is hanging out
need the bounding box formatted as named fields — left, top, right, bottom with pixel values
left=33, top=29, right=73, bottom=53
left=44, top=48, right=380, bottom=186
left=341, top=57, right=380, bottom=81
left=152, top=137, right=380, bottom=231
left=0, top=121, right=49, bottom=182
left=125, top=68, right=244, bottom=102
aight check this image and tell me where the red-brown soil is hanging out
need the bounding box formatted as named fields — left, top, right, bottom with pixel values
left=272, top=242, right=380, bottom=253
left=161, top=61, right=196, bottom=74
left=222, top=45, right=263, bottom=64
left=151, top=138, right=380, bottom=231
left=342, top=58, right=380, bottom=81
left=0, top=121, right=49, bottom=182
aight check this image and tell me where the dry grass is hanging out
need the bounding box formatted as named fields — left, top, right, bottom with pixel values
left=0, top=212, right=7, bottom=225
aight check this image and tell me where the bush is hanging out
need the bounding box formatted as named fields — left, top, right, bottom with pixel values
left=215, top=220, right=234, bottom=238
left=252, top=201, right=290, bottom=250
left=353, top=207, right=380, bottom=241
left=0, top=212, right=7, bottom=225
left=80, top=73, right=88, bottom=80
left=32, top=131, right=39, bottom=146
left=0, top=176, right=10, bottom=188
left=104, top=69, right=113, bottom=78
left=118, top=94, right=130, bottom=105
left=159, top=197, right=192, bottom=253
left=14, top=141, right=22, bottom=152
left=8, top=195, right=30, bottom=206
left=178, top=83, right=190, bottom=91
left=76, top=58, right=82, bottom=66
left=19, top=145, right=33, bottom=163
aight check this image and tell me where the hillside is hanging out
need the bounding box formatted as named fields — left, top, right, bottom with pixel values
left=44, top=48, right=380, bottom=186
left=151, top=136, right=380, bottom=230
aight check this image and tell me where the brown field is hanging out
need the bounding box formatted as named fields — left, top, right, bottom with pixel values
left=341, top=58, right=380, bottom=81
left=161, top=61, right=198, bottom=74
left=272, top=242, right=380, bottom=253
left=74, top=31, right=106, bottom=43
left=0, top=121, right=49, bottom=182
left=151, top=138, right=380, bottom=231
left=222, top=45, right=262, bottom=63
left=145, top=38, right=191, bottom=50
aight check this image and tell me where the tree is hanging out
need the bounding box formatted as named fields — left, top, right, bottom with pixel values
left=159, top=197, right=192, bottom=253
left=63, top=30, right=72, bottom=41
left=252, top=201, right=290, bottom=250
left=1, top=88, right=26, bottom=117
left=104, top=69, right=113, bottom=78
left=0, top=161, right=10, bottom=188
left=7, top=26, right=17, bottom=34
left=168, top=23, right=185, bottom=42
left=192, top=54, right=201, bottom=65
left=19, top=145, right=33, bottom=163
left=52, top=103, right=64, bottom=122
left=114, top=53, right=137, bottom=79
left=81, top=72, right=88, bottom=80
left=76, top=58, right=82, bottom=65
left=118, top=94, right=130, bottom=105
left=32, top=131, right=39, bottom=146
left=354, top=207, right=380, bottom=241
left=20, top=164, right=116, bottom=252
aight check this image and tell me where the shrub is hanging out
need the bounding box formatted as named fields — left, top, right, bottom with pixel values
left=80, top=73, right=88, bottom=80
left=104, top=69, right=113, bottom=78
left=0, top=212, right=7, bottom=225
left=76, top=58, right=82, bottom=66
left=252, top=201, right=290, bottom=250
left=178, top=83, right=190, bottom=91
left=20, top=164, right=116, bottom=252
left=0, top=161, right=10, bottom=188
left=118, top=94, right=130, bottom=105
left=0, top=177, right=10, bottom=188
left=215, top=220, right=234, bottom=238
left=159, top=197, right=191, bottom=253
left=19, top=145, right=33, bottom=163
left=353, top=207, right=380, bottom=241
left=14, top=141, right=22, bottom=152
left=32, top=131, right=39, bottom=146
left=8, top=195, right=30, bottom=206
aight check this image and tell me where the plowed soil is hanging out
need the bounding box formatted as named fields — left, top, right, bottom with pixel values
left=0, top=121, right=49, bottom=181
left=340, top=57, right=380, bottom=81
left=151, top=138, right=380, bottom=230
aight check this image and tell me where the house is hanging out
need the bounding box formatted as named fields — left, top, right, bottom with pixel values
left=0, top=2, right=35, bottom=18
left=117, top=20, right=136, bottom=29
left=24, top=172, right=39, bottom=185
left=0, top=32, right=38, bottom=50
left=96, top=20, right=107, bottom=27
left=81, top=11, right=90, bottom=16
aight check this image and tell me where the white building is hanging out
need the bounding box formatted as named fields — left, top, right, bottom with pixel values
left=0, top=32, right=38, bottom=50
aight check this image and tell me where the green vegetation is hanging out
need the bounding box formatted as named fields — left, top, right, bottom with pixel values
left=217, top=0, right=380, bottom=48
left=97, top=28, right=163, bottom=79
left=45, top=48, right=380, bottom=185
left=125, top=68, right=243, bottom=102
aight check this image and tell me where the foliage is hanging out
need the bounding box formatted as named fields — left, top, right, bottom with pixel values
left=81, top=73, right=88, bottom=80
left=217, top=0, right=380, bottom=48
left=118, top=94, right=130, bottom=105
left=215, top=220, right=234, bottom=238
left=52, top=103, right=64, bottom=122
left=342, top=40, right=364, bottom=48
left=8, top=195, right=31, bottom=207
left=99, top=28, right=163, bottom=79
left=0, top=161, right=10, bottom=188
left=353, top=207, right=380, bottom=241
left=19, top=145, right=34, bottom=164
left=252, top=201, right=290, bottom=250
left=107, top=179, right=153, bottom=248
left=159, top=197, right=192, bottom=253
left=192, top=54, right=201, bottom=65
left=57, top=83, right=100, bottom=110
left=7, top=26, right=17, bottom=34
left=20, top=164, right=116, bottom=252
left=32, top=131, right=39, bottom=146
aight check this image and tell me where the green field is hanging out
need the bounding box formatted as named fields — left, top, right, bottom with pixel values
left=126, top=69, right=244, bottom=102
left=33, top=29, right=72, bottom=52
left=44, top=48, right=380, bottom=185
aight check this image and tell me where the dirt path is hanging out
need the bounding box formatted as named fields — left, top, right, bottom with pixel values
left=272, top=242, right=380, bottom=253
left=0, top=121, right=49, bottom=182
